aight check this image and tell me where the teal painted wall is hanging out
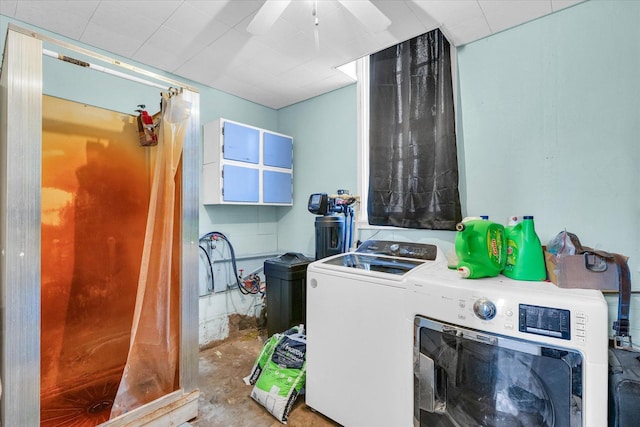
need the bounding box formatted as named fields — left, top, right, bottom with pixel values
left=458, top=0, right=640, bottom=259
left=3, top=0, right=640, bottom=340
left=277, top=85, right=358, bottom=256
left=456, top=0, right=640, bottom=336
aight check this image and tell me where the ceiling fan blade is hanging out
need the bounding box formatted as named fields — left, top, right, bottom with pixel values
left=336, top=0, right=391, bottom=33
left=247, top=0, right=292, bottom=35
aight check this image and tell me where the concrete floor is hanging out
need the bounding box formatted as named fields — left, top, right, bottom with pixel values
left=189, top=327, right=340, bottom=427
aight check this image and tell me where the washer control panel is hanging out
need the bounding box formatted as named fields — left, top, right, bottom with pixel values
left=407, top=270, right=608, bottom=352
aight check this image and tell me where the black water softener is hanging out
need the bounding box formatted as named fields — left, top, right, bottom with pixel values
left=308, top=192, right=356, bottom=259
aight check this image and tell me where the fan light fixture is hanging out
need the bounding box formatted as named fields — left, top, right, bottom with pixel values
left=247, top=0, right=391, bottom=35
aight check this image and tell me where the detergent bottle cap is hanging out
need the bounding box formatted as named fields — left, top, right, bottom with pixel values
left=458, top=266, right=471, bottom=278
left=507, top=216, right=521, bottom=226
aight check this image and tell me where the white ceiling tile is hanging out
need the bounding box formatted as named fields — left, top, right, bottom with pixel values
left=211, top=74, right=282, bottom=106
left=325, top=4, right=379, bottom=39
left=402, top=0, right=439, bottom=29
left=247, top=45, right=307, bottom=75
left=374, top=0, right=433, bottom=32
left=280, top=0, right=342, bottom=31
left=185, top=0, right=233, bottom=20
left=207, top=75, right=257, bottom=95
left=361, top=28, right=416, bottom=55
left=174, top=53, right=225, bottom=85
left=0, top=1, right=18, bottom=17
left=88, top=2, right=157, bottom=43
left=411, top=0, right=484, bottom=24
left=276, top=3, right=362, bottom=46
left=163, top=2, right=217, bottom=37
left=227, top=63, right=279, bottom=88
left=138, top=44, right=192, bottom=75
left=142, top=25, right=191, bottom=52
left=179, top=21, right=234, bottom=56
left=233, top=39, right=279, bottom=66
left=446, top=22, right=492, bottom=46
left=196, top=27, right=253, bottom=68
left=188, top=0, right=262, bottom=28
left=303, top=72, right=355, bottom=93
left=105, top=0, right=182, bottom=26
left=552, top=0, right=586, bottom=13
left=274, top=64, right=322, bottom=88
left=13, top=0, right=99, bottom=39
left=173, top=28, right=252, bottom=83
left=409, top=0, right=490, bottom=46
left=80, top=22, right=142, bottom=57
left=132, top=42, right=182, bottom=75
left=479, top=0, right=552, bottom=34
left=141, top=14, right=232, bottom=69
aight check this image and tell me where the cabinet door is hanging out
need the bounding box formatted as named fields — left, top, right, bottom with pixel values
left=222, top=165, right=259, bottom=202
left=223, top=121, right=259, bottom=164
left=263, top=132, right=293, bottom=169
left=263, top=170, right=292, bottom=204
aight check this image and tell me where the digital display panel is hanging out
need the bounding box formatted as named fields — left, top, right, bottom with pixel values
left=518, top=304, right=571, bottom=340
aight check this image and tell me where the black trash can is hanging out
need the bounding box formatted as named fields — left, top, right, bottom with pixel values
left=264, top=252, right=314, bottom=337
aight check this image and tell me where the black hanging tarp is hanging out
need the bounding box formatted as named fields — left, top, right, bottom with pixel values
left=368, top=29, right=461, bottom=230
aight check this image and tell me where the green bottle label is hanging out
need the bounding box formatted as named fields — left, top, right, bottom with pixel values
left=487, top=228, right=504, bottom=266
left=506, top=238, right=518, bottom=270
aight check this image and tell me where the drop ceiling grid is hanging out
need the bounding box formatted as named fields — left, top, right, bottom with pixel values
left=132, top=42, right=181, bottom=75
left=187, top=0, right=261, bottom=28
left=1, top=0, right=588, bottom=109
left=12, top=0, right=99, bottom=40
left=79, top=1, right=173, bottom=58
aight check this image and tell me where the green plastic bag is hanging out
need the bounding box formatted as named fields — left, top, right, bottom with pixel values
left=246, top=326, right=306, bottom=423
left=245, top=332, right=282, bottom=385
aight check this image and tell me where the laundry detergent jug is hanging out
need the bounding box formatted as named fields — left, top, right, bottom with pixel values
left=455, top=217, right=506, bottom=279
left=503, top=215, right=546, bottom=281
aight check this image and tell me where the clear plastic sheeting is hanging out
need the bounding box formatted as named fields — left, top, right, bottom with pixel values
left=111, top=91, right=191, bottom=418
left=368, top=29, right=461, bottom=230
left=40, top=96, right=150, bottom=427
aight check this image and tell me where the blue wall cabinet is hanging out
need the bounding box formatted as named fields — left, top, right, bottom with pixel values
left=203, top=118, right=293, bottom=205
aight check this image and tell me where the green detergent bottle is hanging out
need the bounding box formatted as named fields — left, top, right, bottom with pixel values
left=503, top=215, right=546, bottom=281
left=455, top=217, right=506, bottom=279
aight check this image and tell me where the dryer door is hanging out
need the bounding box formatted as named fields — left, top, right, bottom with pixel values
left=414, top=316, right=582, bottom=427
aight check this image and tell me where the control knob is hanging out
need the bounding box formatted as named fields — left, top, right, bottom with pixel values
left=473, top=298, right=497, bottom=320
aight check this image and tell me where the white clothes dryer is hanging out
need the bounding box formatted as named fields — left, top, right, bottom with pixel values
left=405, top=266, right=609, bottom=427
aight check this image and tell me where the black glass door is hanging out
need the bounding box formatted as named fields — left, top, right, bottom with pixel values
left=414, top=317, right=582, bottom=427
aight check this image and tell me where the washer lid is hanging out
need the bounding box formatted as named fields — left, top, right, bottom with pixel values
left=321, top=253, right=425, bottom=276
left=356, top=240, right=438, bottom=260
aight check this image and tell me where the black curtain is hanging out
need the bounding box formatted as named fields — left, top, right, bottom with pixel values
left=368, top=29, right=461, bottom=230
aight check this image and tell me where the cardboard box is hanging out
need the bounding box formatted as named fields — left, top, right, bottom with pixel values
left=544, top=251, right=619, bottom=292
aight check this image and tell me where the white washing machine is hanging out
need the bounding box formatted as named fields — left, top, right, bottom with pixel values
left=305, top=240, right=444, bottom=427
left=405, top=264, right=609, bottom=427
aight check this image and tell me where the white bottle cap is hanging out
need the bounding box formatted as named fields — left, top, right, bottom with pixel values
left=507, top=216, right=521, bottom=226
left=458, top=266, right=471, bottom=278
